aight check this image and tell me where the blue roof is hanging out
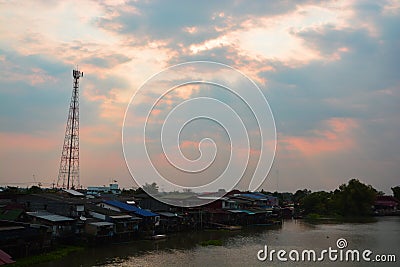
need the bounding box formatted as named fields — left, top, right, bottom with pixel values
left=104, top=200, right=158, bottom=217
left=253, top=192, right=267, bottom=197
left=227, top=209, right=255, bottom=215
left=240, top=193, right=266, bottom=200
left=254, top=192, right=278, bottom=199
left=238, top=193, right=277, bottom=200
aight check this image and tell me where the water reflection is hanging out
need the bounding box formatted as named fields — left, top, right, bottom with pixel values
left=35, top=217, right=399, bottom=267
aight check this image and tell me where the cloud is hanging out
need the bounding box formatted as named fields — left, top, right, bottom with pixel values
left=95, top=0, right=335, bottom=65
left=279, top=117, right=358, bottom=156
left=82, top=53, right=131, bottom=68
left=0, top=132, right=59, bottom=152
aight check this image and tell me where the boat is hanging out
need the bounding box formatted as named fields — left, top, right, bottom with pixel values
left=145, top=234, right=167, bottom=240
left=222, top=225, right=242, bottom=231
left=208, top=222, right=242, bottom=231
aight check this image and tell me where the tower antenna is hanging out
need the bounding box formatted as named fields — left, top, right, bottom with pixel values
left=57, top=67, right=83, bottom=189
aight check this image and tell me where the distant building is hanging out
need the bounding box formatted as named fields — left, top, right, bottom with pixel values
left=374, top=196, right=399, bottom=215
left=87, top=183, right=120, bottom=196
left=230, top=192, right=279, bottom=208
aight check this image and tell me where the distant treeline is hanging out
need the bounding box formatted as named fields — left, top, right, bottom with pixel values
left=263, top=179, right=400, bottom=217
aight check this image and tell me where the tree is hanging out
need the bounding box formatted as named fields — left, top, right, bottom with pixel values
left=392, top=186, right=400, bottom=201
left=272, top=191, right=284, bottom=205
left=142, top=182, right=159, bottom=195
left=293, top=189, right=311, bottom=203
left=27, top=185, right=42, bottom=194
left=121, top=188, right=136, bottom=196
left=332, top=179, right=377, bottom=217
left=300, top=191, right=333, bottom=215
left=298, top=179, right=377, bottom=217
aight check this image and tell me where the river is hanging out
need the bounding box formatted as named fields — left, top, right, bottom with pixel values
left=36, top=216, right=399, bottom=267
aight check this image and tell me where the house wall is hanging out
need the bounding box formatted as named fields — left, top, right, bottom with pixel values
left=222, top=201, right=237, bottom=209
left=88, top=211, right=106, bottom=221
left=98, top=203, right=120, bottom=212
left=17, top=195, right=85, bottom=218
left=84, top=223, right=114, bottom=237
left=137, top=198, right=172, bottom=211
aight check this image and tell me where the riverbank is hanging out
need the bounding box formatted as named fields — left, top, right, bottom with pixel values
left=9, top=216, right=384, bottom=266
left=9, top=246, right=84, bottom=267
left=28, top=216, right=399, bottom=267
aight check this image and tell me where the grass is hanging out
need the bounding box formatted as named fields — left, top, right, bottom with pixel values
left=199, top=239, right=223, bottom=246
left=10, top=246, right=84, bottom=267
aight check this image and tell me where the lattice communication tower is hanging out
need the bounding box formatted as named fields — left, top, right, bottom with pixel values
left=57, top=68, right=83, bottom=189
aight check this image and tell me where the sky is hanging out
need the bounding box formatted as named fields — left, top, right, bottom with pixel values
left=0, top=0, right=399, bottom=194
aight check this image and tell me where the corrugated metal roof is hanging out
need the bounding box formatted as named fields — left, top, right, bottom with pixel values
left=86, top=204, right=122, bottom=216
left=197, top=196, right=228, bottom=200
left=239, top=193, right=267, bottom=200
left=230, top=198, right=252, bottom=204
left=63, top=189, right=84, bottom=196
left=104, top=200, right=158, bottom=217
left=227, top=209, right=255, bottom=215
left=160, top=193, right=195, bottom=200
left=109, top=215, right=132, bottom=220
left=247, top=208, right=269, bottom=214
left=26, top=211, right=74, bottom=222
left=89, top=221, right=114, bottom=227
left=31, top=193, right=86, bottom=204
left=157, top=211, right=178, bottom=217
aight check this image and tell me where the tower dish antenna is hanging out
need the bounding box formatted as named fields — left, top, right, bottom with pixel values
left=57, top=67, right=83, bottom=189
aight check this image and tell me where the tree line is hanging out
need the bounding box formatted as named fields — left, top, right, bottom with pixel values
left=266, top=179, right=399, bottom=217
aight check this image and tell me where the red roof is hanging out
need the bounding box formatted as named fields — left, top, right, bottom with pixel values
left=375, top=196, right=399, bottom=207
left=0, top=249, right=15, bottom=265
left=376, top=196, right=399, bottom=202
left=375, top=200, right=398, bottom=207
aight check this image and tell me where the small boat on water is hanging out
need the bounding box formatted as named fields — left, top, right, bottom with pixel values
left=209, top=223, right=242, bottom=231
left=145, top=234, right=167, bottom=240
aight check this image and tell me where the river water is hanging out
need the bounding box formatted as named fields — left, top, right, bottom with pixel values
left=36, top=216, right=399, bottom=267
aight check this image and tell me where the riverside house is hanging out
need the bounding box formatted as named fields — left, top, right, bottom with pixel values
left=98, top=200, right=159, bottom=232
left=85, top=204, right=141, bottom=239
left=26, top=211, right=75, bottom=239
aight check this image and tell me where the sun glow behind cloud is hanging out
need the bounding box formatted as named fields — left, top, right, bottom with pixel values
left=189, top=3, right=351, bottom=64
